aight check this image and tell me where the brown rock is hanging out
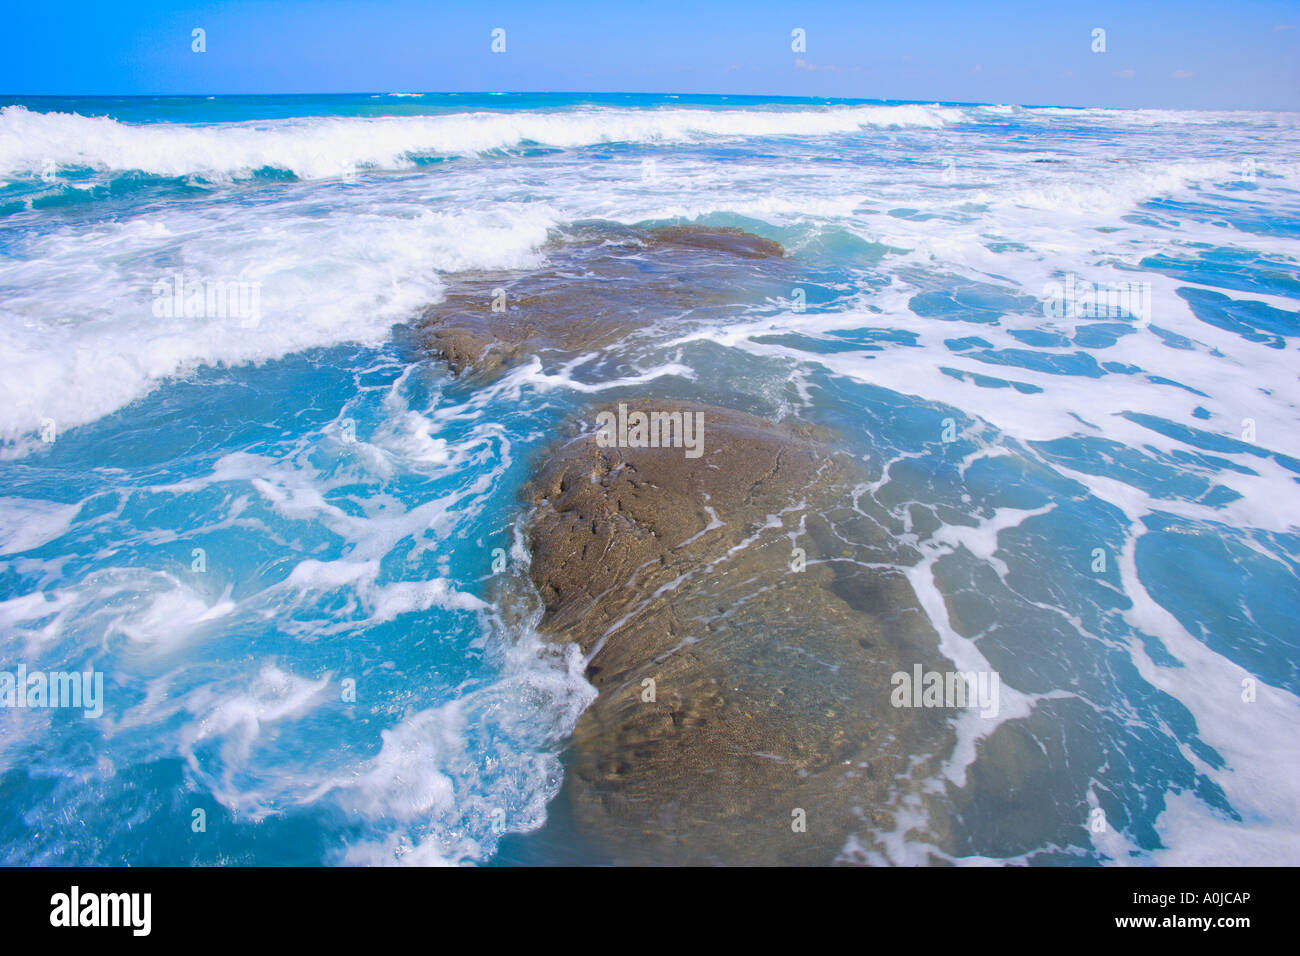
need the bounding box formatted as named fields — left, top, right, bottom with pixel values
left=418, top=223, right=791, bottom=376
left=647, top=225, right=786, bottom=260
left=526, top=400, right=957, bottom=864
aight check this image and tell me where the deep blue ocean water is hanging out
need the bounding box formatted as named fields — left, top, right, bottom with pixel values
left=0, top=92, right=1297, bottom=864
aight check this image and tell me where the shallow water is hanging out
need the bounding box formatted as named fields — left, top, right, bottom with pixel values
left=0, top=93, right=1297, bottom=865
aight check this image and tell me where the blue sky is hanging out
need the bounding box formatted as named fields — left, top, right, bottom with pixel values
left=2, top=0, right=1297, bottom=109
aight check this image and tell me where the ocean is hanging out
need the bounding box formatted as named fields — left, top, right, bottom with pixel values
left=0, top=92, right=1297, bottom=865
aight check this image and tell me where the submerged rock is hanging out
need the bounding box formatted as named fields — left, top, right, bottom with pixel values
left=526, top=400, right=957, bottom=864
left=418, top=223, right=791, bottom=375
left=647, top=225, right=786, bottom=260
left=418, top=223, right=957, bottom=864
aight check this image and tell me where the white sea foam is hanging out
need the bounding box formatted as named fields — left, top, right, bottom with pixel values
left=0, top=498, right=80, bottom=555
left=338, top=636, right=594, bottom=866
left=0, top=103, right=964, bottom=182
left=0, top=195, right=556, bottom=444
left=4, top=99, right=1294, bottom=452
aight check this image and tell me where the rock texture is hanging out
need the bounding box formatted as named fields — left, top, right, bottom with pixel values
left=419, top=224, right=791, bottom=375
left=526, top=401, right=956, bottom=864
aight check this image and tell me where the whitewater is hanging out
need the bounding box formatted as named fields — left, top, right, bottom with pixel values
left=0, top=93, right=1296, bottom=865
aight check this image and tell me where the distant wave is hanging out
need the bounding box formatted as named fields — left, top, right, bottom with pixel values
left=0, top=103, right=965, bottom=181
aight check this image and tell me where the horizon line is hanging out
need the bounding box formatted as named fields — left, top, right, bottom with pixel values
left=2, top=90, right=1297, bottom=114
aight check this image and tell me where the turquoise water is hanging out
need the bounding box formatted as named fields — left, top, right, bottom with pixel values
left=0, top=93, right=1297, bottom=864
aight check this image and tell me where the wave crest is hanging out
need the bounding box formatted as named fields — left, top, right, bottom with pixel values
left=0, top=103, right=962, bottom=181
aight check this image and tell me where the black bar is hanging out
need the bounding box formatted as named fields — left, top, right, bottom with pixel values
left=1, top=865, right=1283, bottom=942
